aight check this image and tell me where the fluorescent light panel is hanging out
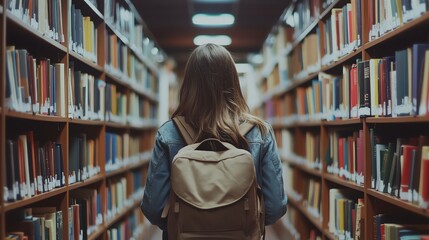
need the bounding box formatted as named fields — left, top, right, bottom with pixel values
left=193, top=35, right=232, bottom=46
left=192, top=13, right=235, bottom=26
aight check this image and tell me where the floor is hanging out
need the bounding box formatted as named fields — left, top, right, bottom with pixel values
left=141, top=222, right=284, bottom=240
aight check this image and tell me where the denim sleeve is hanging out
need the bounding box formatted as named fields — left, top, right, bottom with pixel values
left=141, top=131, right=170, bottom=230
left=261, top=126, right=287, bottom=225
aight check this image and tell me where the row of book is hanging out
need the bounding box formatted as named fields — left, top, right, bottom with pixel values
left=326, top=130, right=365, bottom=185
left=69, top=3, right=98, bottom=63
left=328, top=189, right=364, bottom=239
left=322, top=0, right=362, bottom=66
left=369, top=0, right=429, bottom=41
left=5, top=131, right=64, bottom=202
left=105, top=31, right=158, bottom=95
left=370, top=131, right=429, bottom=209
left=6, top=0, right=65, bottom=43
left=105, top=132, right=151, bottom=172
left=265, top=43, right=429, bottom=121
left=128, top=92, right=158, bottom=127
left=107, top=208, right=145, bottom=240
left=276, top=128, right=321, bottom=170
left=104, top=0, right=142, bottom=49
left=5, top=207, right=64, bottom=240
left=105, top=176, right=144, bottom=223
left=68, top=65, right=105, bottom=120
left=5, top=47, right=158, bottom=121
left=292, top=0, right=320, bottom=38
left=353, top=45, right=429, bottom=118
left=373, top=214, right=429, bottom=239
left=304, top=178, right=321, bottom=219
left=5, top=169, right=145, bottom=239
left=289, top=30, right=321, bottom=80
left=6, top=47, right=66, bottom=116
left=69, top=133, right=100, bottom=184
left=70, top=188, right=103, bottom=239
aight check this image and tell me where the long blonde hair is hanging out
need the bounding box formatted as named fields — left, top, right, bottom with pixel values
left=172, top=44, right=268, bottom=149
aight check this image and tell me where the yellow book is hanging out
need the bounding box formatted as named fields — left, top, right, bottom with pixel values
left=338, top=198, right=345, bottom=233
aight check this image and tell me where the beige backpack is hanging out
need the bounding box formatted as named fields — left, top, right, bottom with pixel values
left=161, top=116, right=265, bottom=240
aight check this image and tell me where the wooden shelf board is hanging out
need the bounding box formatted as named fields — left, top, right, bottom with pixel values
left=323, top=229, right=337, bottom=240
left=68, top=118, right=105, bottom=126
left=129, top=44, right=159, bottom=75
left=6, top=11, right=67, bottom=53
left=323, top=174, right=364, bottom=192
left=292, top=72, right=319, bottom=88
left=319, top=0, right=342, bottom=20
left=366, top=189, right=429, bottom=218
left=88, top=224, right=104, bottom=240
left=322, top=118, right=362, bottom=126
left=82, top=0, right=104, bottom=20
left=131, top=87, right=159, bottom=103
left=105, top=121, right=128, bottom=129
left=366, top=116, right=429, bottom=124
left=295, top=120, right=322, bottom=128
left=364, top=11, right=429, bottom=50
left=106, top=160, right=149, bottom=179
left=287, top=193, right=323, bottom=232
left=293, top=20, right=319, bottom=48
left=69, top=50, right=104, bottom=72
left=321, top=47, right=362, bottom=72
left=283, top=157, right=322, bottom=177
left=105, top=21, right=130, bottom=46
left=68, top=174, right=104, bottom=191
left=4, top=187, right=67, bottom=212
left=6, top=111, right=67, bottom=122
left=105, top=69, right=132, bottom=88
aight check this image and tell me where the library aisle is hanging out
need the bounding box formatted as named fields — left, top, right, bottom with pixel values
left=1, top=0, right=429, bottom=239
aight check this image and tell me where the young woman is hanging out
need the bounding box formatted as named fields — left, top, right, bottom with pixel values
left=141, top=43, right=287, bottom=238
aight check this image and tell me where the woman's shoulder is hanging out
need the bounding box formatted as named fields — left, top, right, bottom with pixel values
left=157, top=120, right=184, bottom=144
left=245, top=123, right=272, bottom=144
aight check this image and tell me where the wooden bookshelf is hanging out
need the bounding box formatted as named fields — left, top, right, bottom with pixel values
left=0, top=0, right=161, bottom=239
left=258, top=0, right=429, bottom=239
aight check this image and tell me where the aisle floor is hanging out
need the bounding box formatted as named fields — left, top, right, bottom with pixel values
left=142, top=224, right=282, bottom=240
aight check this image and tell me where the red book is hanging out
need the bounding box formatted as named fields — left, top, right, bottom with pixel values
left=422, top=159, right=429, bottom=206
left=348, top=136, right=354, bottom=178
left=380, top=223, right=385, bottom=240
left=401, top=145, right=418, bottom=200
left=350, top=64, right=358, bottom=117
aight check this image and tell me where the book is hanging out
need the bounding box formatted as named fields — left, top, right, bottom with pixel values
left=411, top=44, right=429, bottom=115
left=400, top=145, right=418, bottom=200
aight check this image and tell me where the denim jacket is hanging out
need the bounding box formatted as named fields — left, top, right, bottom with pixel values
left=141, top=120, right=287, bottom=230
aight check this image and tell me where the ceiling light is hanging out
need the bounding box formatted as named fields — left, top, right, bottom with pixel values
left=192, top=13, right=235, bottom=27
left=193, top=35, right=232, bottom=46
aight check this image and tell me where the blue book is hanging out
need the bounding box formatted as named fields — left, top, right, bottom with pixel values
left=411, top=44, right=429, bottom=115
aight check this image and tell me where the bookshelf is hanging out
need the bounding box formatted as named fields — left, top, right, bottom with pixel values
left=0, top=0, right=160, bottom=239
left=257, top=0, right=429, bottom=239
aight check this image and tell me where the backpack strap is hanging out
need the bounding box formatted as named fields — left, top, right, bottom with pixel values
left=172, top=116, right=196, bottom=145
left=238, top=121, right=255, bottom=136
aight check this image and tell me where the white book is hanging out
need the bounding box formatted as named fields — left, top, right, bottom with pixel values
left=19, top=134, right=32, bottom=198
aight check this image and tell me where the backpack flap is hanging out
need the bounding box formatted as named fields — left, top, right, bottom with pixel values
left=171, top=141, right=256, bottom=210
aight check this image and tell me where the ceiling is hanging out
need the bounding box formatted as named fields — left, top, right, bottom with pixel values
left=132, top=0, right=291, bottom=68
